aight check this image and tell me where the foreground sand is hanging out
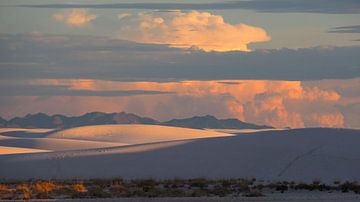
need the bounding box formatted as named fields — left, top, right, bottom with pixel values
left=41, top=194, right=360, bottom=202
left=0, top=125, right=360, bottom=182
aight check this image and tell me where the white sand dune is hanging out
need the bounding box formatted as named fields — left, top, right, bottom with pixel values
left=0, top=124, right=231, bottom=155
left=0, top=146, right=50, bottom=155
left=0, top=137, right=127, bottom=151
left=208, top=128, right=286, bottom=134
left=47, top=124, right=234, bottom=144
left=0, top=127, right=360, bottom=182
left=0, top=128, right=54, bottom=138
left=0, top=128, right=54, bottom=134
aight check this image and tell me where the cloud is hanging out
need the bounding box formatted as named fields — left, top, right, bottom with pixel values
left=53, top=9, right=96, bottom=27
left=118, top=13, right=132, bottom=20
left=329, top=25, right=360, bottom=33
left=0, top=33, right=359, bottom=81
left=117, top=11, right=270, bottom=52
left=309, top=113, right=344, bottom=127
left=19, top=0, right=360, bottom=14
left=1, top=79, right=355, bottom=128
left=0, top=80, right=173, bottom=97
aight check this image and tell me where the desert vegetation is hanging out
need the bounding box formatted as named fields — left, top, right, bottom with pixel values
left=0, top=178, right=359, bottom=200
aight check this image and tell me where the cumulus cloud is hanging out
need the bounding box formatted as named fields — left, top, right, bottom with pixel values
left=309, top=113, right=344, bottom=127
left=53, top=9, right=96, bottom=27
left=118, top=13, right=132, bottom=20
left=1, top=79, right=356, bottom=128
left=117, top=11, right=270, bottom=52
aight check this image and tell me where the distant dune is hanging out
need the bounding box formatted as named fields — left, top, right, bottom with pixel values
left=0, top=126, right=359, bottom=182
left=0, top=137, right=127, bottom=151
left=47, top=124, right=233, bottom=144
left=0, top=146, right=50, bottom=155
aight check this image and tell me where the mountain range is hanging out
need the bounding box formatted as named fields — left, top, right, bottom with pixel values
left=0, top=112, right=272, bottom=129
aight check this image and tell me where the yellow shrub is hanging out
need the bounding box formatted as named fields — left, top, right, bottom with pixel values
left=72, top=183, right=87, bottom=193
left=16, top=184, right=31, bottom=200
left=33, top=181, right=57, bottom=193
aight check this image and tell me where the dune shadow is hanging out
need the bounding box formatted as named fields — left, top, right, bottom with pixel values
left=0, top=130, right=54, bottom=138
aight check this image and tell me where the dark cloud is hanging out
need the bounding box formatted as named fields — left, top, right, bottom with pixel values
left=0, top=84, right=172, bottom=97
left=217, top=81, right=242, bottom=85
left=329, top=25, right=360, bottom=33
left=17, top=0, right=360, bottom=14
left=0, top=33, right=359, bottom=81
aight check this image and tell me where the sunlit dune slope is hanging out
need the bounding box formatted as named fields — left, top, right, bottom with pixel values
left=0, top=146, right=50, bottom=155
left=0, top=137, right=127, bottom=152
left=47, top=124, right=234, bottom=144
left=0, top=128, right=53, bottom=138
left=0, top=128, right=54, bottom=134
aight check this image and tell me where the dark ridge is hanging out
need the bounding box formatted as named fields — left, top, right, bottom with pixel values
left=1, top=112, right=272, bottom=129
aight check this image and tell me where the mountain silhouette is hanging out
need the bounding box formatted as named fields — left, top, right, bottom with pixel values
left=163, top=115, right=271, bottom=129
left=1, top=112, right=272, bottom=129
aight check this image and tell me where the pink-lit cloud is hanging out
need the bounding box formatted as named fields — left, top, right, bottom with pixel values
left=2, top=79, right=357, bottom=128
left=117, top=10, right=270, bottom=52
left=53, top=9, right=96, bottom=27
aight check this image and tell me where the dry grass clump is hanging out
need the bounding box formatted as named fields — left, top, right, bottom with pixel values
left=0, top=184, right=14, bottom=200
left=110, top=178, right=125, bottom=191
left=33, top=181, right=57, bottom=193
left=72, top=183, right=87, bottom=193
left=189, top=178, right=209, bottom=189
left=16, top=184, right=31, bottom=200
left=243, top=190, right=264, bottom=197
left=2, top=178, right=360, bottom=199
left=32, top=181, right=59, bottom=199
left=0, top=184, right=11, bottom=193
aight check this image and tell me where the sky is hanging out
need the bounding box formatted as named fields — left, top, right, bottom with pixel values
left=0, top=0, right=359, bottom=128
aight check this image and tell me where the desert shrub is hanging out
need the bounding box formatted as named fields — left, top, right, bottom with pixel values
left=189, top=178, right=208, bottom=189
left=255, top=183, right=264, bottom=191
left=250, top=178, right=257, bottom=184
left=236, top=179, right=251, bottom=192
left=88, top=186, right=111, bottom=198
left=0, top=184, right=14, bottom=200
left=275, top=184, right=288, bottom=192
left=220, top=179, right=236, bottom=187
left=341, top=182, right=350, bottom=193
left=16, top=184, right=31, bottom=200
left=90, top=179, right=110, bottom=188
left=190, top=188, right=209, bottom=197
left=109, top=179, right=125, bottom=193
left=243, top=190, right=264, bottom=197
left=72, top=183, right=87, bottom=193
left=69, top=183, right=88, bottom=198
left=211, top=186, right=231, bottom=197
left=130, top=187, right=162, bottom=197
left=32, top=181, right=58, bottom=199
left=333, top=180, right=341, bottom=185
left=161, top=188, right=186, bottom=197
left=294, top=183, right=316, bottom=191
left=165, top=178, right=186, bottom=188
left=341, top=181, right=360, bottom=194
left=133, top=179, right=157, bottom=189
left=0, top=184, right=10, bottom=192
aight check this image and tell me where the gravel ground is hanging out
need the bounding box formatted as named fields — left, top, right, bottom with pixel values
left=2, top=192, right=359, bottom=202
